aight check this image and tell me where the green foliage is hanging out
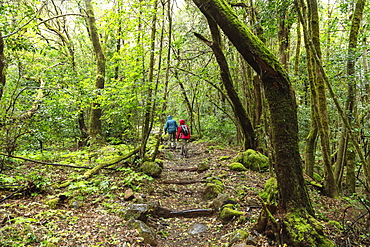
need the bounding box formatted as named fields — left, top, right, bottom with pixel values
left=117, top=167, right=153, bottom=190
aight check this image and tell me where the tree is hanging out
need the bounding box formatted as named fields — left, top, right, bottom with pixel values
left=84, top=0, right=106, bottom=141
left=334, top=0, right=366, bottom=193
left=191, top=0, right=333, bottom=245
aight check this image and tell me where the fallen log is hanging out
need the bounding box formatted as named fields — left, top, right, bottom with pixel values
left=165, top=167, right=198, bottom=172
left=161, top=180, right=206, bottom=185
left=154, top=206, right=214, bottom=218
left=53, top=148, right=140, bottom=188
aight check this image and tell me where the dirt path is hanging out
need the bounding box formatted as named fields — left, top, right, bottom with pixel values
left=146, top=141, right=269, bottom=246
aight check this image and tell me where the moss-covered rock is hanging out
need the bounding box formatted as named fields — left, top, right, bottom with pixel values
left=233, top=149, right=269, bottom=172
left=219, top=156, right=231, bottom=161
left=203, top=183, right=224, bottom=200
left=228, top=229, right=249, bottom=245
left=127, top=219, right=157, bottom=246
left=219, top=207, right=244, bottom=223
left=45, top=198, right=59, bottom=209
left=140, top=161, right=162, bottom=177
left=197, top=162, right=210, bottom=171
left=259, top=177, right=278, bottom=205
left=229, top=162, right=247, bottom=171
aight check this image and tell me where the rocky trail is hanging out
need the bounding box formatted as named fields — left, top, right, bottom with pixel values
left=143, top=141, right=270, bottom=246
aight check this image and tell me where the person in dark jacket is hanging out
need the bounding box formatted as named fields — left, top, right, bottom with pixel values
left=164, top=115, right=178, bottom=149
left=176, top=119, right=190, bottom=157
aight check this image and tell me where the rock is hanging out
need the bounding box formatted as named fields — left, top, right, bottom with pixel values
left=197, top=162, right=210, bottom=171
left=45, top=198, right=59, bottom=209
left=219, top=207, right=244, bottom=223
left=228, top=229, right=249, bottom=245
left=229, top=162, right=247, bottom=171
left=187, top=223, right=208, bottom=234
left=124, top=188, right=135, bottom=201
left=211, top=194, right=230, bottom=210
left=127, top=219, right=157, bottom=246
left=140, top=161, right=162, bottom=177
left=203, top=183, right=223, bottom=200
left=69, top=200, right=82, bottom=209
left=219, top=155, right=231, bottom=160
left=120, top=203, right=148, bottom=221
left=233, top=149, right=269, bottom=172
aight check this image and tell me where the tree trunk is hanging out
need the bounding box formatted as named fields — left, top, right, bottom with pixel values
left=191, top=1, right=334, bottom=245
left=195, top=14, right=256, bottom=150
left=0, top=33, right=6, bottom=102
left=84, top=0, right=106, bottom=141
left=296, top=0, right=338, bottom=198
left=335, top=0, right=366, bottom=192
left=140, top=0, right=158, bottom=159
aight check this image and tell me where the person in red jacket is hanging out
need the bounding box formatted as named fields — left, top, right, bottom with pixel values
left=176, top=119, right=191, bottom=157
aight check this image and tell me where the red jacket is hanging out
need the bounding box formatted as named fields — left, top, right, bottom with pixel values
left=176, top=124, right=190, bottom=140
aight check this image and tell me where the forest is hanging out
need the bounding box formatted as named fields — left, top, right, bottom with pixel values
left=0, top=0, right=370, bottom=246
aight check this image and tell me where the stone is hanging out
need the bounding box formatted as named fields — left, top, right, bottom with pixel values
left=219, top=207, right=244, bottom=223
left=140, top=161, right=162, bottom=177
left=127, top=219, right=157, bottom=246
left=187, top=223, right=208, bottom=234
left=120, top=203, right=148, bottom=221
left=124, top=188, right=135, bottom=201
left=229, top=162, right=247, bottom=171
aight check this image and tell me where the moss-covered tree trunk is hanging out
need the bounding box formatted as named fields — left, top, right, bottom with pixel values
left=0, top=32, right=5, bottom=101
left=192, top=0, right=333, bottom=245
left=140, top=0, right=158, bottom=159
left=335, top=0, right=366, bottom=192
left=308, top=0, right=338, bottom=198
left=195, top=14, right=256, bottom=150
left=84, top=0, right=106, bottom=141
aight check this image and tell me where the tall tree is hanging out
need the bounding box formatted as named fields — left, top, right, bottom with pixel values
left=0, top=33, right=5, bottom=101
left=139, top=0, right=159, bottom=159
left=296, top=0, right=339, bottom=197
left=191, top=0, right=333, bottom=245
left=84, top=0, right=106, bottom=141
left=334, top=0, right=366, bottom=193
left=195, top=14, right=256, bottom=150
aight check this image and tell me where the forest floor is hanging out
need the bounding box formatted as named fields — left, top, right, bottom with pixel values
left=1, top=141, right=369, bottom=246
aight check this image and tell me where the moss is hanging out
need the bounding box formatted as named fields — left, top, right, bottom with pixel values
left=219, top=156, right=230, bottom=160
left=233, top=149, right=269, bottom=172
left=203, top=183, right=224, bottom=200
left=259, top=177, right=278, bottom=205
left=219, top=207, right=244, bottom=223
left=229, top=162, right=247, bottom=171
left=45, top=198, right=59, bottom=209
left=197, top=162, right=210, bottom=171
left=140, top=161, right=162, bottom=177
left=284, top=210, right=335, bottom=247
left=228, top=229, right=249, bottom=244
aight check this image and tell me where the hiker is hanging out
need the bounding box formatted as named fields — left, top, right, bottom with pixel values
left=164, top=115, right=178, bottom=149
left=176, top=119, right=190, bottom=157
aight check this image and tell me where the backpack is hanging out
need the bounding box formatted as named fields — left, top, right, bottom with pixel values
left=181, top=125, right=189, bottom=136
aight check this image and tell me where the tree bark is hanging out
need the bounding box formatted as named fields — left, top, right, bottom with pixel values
left=84, top=0, right=106, bottom=141
left=0, top=32, right=5, bottom=101
left=140, top=0, right=158, bottom=159
left=335, top=0, right=366, bottom=192
left=191, top=1, right=334, bottom=245
left=195, top=14, right=256, bottom=150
